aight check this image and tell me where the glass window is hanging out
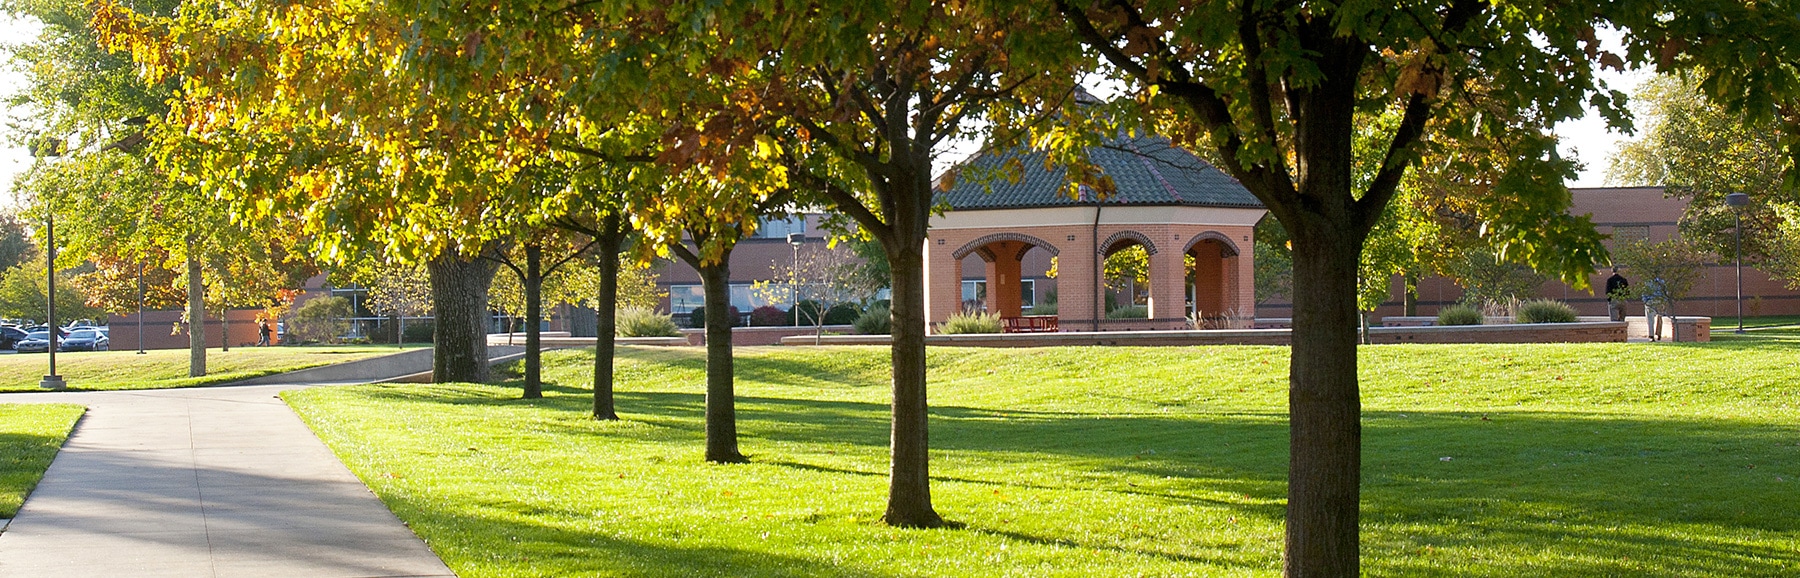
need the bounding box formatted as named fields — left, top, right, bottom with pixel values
left=1611, top=225, right=1650, bottom=243
left=961, top=280, right=987, bottom=312
left=668, top=285, right=704, bottom=313
left=1020, top=279, right=1036, bottom=309
left=754, top=216, right=805, bottom=239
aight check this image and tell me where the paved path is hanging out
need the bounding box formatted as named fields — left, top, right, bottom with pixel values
left=0, top=384, right=455, bottom=577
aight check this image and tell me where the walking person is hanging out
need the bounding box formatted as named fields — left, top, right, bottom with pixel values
left=257, top=321, right=272, bottom=346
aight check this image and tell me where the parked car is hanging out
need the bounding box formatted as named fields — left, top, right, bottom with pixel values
left=0, top=326, right=27, bottom=350
left=59, top=328, right=109, bottom=352
left=15, top=331, right=52, bottom=353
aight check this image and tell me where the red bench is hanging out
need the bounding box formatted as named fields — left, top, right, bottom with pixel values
left=1001, top=315, right=1059, bottom=333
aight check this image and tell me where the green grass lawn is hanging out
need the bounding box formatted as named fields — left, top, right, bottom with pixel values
left=0, top=345, right=414, bottom=392
left=0, top=404, right=83, bottom=518
left=286, top=343, right=1800, bottom=577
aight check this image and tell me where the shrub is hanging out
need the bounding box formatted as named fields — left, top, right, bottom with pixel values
left=1105, top=305, right=1148, bottom=319
left=367, top=319, right=435, bottom=344
left=749, top=305, right=789, bottom=326
left=1515, top=299, right=1578, bottom=324
left=686, top=305, right=740, bottom=328
left=824, top=303, right=862, bottom=325
left=288, top=296, right=352, bottom=344
left=403, top=320, right=436, bottom=343
left=617, top=308, right=681, bottom=337
left=937, top=311, right=1002, bottom=334
left=1436, top=304, right=1483, bottom=326
left=853, top=304, right=891, bottom=335
left=1026, top=301, right=1058, bottom=316
left=788, top=300, right=821, bottom=325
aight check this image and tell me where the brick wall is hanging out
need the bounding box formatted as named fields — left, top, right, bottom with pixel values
left=107, top=309, right=276, bottom=351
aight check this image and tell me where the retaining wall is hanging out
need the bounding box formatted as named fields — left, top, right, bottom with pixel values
left=780, top=322, right=1628, bottom=347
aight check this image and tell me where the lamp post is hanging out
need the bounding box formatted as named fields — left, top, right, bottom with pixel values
left=31, top=136, right=65, bottom=389
left=123, top=116, right=150, bottom=354
left=787, top=232, right=804, bottom=326
left=1726, top=192, right=1751, bottom=334
left=136, top=259, right=147, bottom=354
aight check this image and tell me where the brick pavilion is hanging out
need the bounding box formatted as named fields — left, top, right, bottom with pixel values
left=925, top=135, right=1267, bottom=332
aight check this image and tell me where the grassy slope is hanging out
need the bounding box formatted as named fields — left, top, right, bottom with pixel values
left=287, top=342, right=1800, bottom=577
left=0, top=404, right=84, bottom=518
left=0, top=346, right=415, bottom=392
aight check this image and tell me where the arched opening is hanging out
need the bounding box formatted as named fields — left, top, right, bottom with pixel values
left=1185, top=232, right=1241, bottom=328
left=950, top=234, right=1059, bottom=322
left=1100, top=232, right=1156, bottom=320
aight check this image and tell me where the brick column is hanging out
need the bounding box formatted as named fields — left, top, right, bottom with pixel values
left=924, top=235, right=964, bottom=329
left=986, top=241, right=1025, bottom=317
left=1149, top=240, right=1188, bottom=326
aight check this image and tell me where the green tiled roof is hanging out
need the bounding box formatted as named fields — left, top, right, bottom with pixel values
left=935, top=135, right=1262, bottom=211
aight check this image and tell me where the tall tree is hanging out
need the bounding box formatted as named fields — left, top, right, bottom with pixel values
left=490, top=230, right=595, bottom=399
left=95, top=0, right=569, bottom=381
left=651, top=0, right=1078, bottom=526
left=645, top=168, right=792, bottom=464
left=1051, top=1, right=1799, bottom=574
left=8, top=0, right=298, bottom=375
left=1609, top=76, right=1792, bottom=261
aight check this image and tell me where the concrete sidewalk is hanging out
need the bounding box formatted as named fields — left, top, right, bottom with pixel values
left=0, top=384, right=455, bottom=577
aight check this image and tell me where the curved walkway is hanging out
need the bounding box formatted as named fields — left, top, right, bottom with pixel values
left=0, top=384, right=455, bottom=577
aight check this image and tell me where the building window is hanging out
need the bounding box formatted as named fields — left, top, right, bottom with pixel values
left=1610, top=225, right=1650, bottom=243
left=753, top=216, right=805, bottom=239
left=961, top=280, right=986, bottom=312
left=669, top=285, right=704, bottom=313
left=1020, top=279, right=1036, bottom=309
left=670, top=284, right=788, bottom=315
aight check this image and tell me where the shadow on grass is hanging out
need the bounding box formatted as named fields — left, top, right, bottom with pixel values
left=380, top=493, right=899, bottom=578
left=354, top=378, right=1800, bottom=575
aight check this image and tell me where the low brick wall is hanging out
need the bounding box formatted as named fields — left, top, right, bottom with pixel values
left=1380, top=316, right=1612, bottom=327
left=1626, top=316, right=1711, bottom=342
left=681, top=325, right=856, bottom=346
left=780, top=322, right=1628, bottom=347
left=1365, top=322, right=1626, bottom=344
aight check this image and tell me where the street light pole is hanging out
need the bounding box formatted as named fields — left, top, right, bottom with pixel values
left=31, top=136, right=65, bottom=390
left=787, top=232, right=804, bottom=327
left=1726, top=192, right=1750, bottom=334
left=137, top=259, right=147, bottom=354
left=40, top=212, right=63, bottom=389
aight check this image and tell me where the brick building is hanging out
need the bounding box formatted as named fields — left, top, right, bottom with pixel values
left=925, top=135, right=1265, bottom=331
left=1261, top=186, right=1800, bottom=319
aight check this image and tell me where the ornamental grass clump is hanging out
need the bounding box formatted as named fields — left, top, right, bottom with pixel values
left=616, top=308, right=682, bottom=337
left=853, top=304, right=891, bottom=335
left=1436, top=304, right=1484, bottom=326
left=1515, top=299, right=1579, bottom=324
left=938, top=311, right=1002, bottom=334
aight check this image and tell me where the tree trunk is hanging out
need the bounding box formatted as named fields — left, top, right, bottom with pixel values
left=186, top=249, right=205, bottom=377
left=1283, top=221, right=1365, bottom=577
left=1402, top=271, right=1418, bottom=317
left=428, top=248, right=499, bottom=383
left=882, top=235, right=943, bottom=527
left=592, top=229, right=624, bottom=420
left=523, top=243, right=544, bottom=399
left=697, top=261, right=745, bottom=463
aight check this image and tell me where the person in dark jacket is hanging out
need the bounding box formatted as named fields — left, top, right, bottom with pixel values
left=1605, top=268, right=1630, bottom=322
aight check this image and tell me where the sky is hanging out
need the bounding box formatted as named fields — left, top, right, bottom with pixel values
left=0, top=17, right=1653, bottom=207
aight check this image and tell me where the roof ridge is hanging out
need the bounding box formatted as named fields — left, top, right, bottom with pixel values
left=1124, top=137, right=1184, bottom=203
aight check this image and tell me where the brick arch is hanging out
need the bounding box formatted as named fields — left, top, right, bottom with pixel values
left=1182, top=231, right=1241, bottom=258
left=1099, top=230, right=1158, bottom=256
left=951, top=232, right=1062, bottom=261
